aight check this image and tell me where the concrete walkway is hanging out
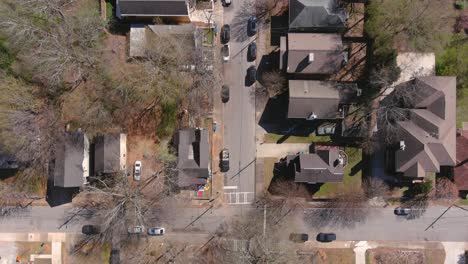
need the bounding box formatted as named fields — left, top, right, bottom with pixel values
left=442, top=242, right=466, bottom=264
left=256, top=143, right=310, bottom=158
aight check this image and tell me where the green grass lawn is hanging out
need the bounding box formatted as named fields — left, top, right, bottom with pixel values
left=313, top=147, right=362, bottom=198
left=264, top=133, right=331, bottom=144
left=202, top=28, right=214, bottom=46
left=457, top=88, right=468, bottom=128
left=106, top=1, right=113, bottom=22
left=457, top=199, right=468, bottom=206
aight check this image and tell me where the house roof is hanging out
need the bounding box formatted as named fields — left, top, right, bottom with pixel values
left=177, top=128, right=210, bottom=187
left=94, top=134, right=126, bottom=174
left=289, top=0, right=347, bottom=30
left=394, top=76, right=457, bottom=177
left=287, top=80, right=358, bottom=119
left=0, top=150, right=18, bottom=169
left=54, top=132, right=89, bottom=188
left=287, top=150, right=344, bottom=183
left=118, top=0, right=189, bottom=17
left=455, top=126, right=468, bottom=191
left=283, top=33, right=344, bottom=74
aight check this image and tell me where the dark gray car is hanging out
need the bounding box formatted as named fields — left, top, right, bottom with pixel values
left=247, top=66, right=257, bottom=85
left=316, top=233, right=336, bottom=242
left=221, top=24, right=230, bottom=44
left=248, top=16, right=257, bottom=36
left=247, top=42, right=257, bottom=61
left=221, top=85, right=230, bottom=103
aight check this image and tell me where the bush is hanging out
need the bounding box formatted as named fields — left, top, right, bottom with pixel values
left=436, top=35, right=468, bottom=91
left=156, top=102, right=178, bottom=139
left=0, top=39, right=13, bottom=70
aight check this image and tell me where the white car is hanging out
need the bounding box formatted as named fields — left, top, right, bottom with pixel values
left=148, top=227, right=165, bottom=236
left=134, top=160, right=142, bottom=181
left=222, top=44, right=230, bottom=62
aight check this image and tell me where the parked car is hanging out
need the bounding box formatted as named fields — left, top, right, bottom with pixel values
left=222, top=0, right=231, bottom=7
left=221, top=24, right=230, bottom=44
left=82, top=225, right=101, bottom=235
left=128, top=226, right=145, bottom=234
left=289, top=233, right=309, bottom=243
left=247, top=66, right=257, bottom=84
left=222, top=44, right=230, bottom=62
left=316, top=233, right=336, bottom=242
left=220, top=148, right=230, bottom=172
left=148, top=227, right=165, bottom=236
left=247, top=42, right=257, bottom=61
left=110, top=249, right=120, bottom=264
left=394, top=207, right=411, bottom=216
left=221, top=85, right=230, bottom=103
left=134, top=160, right=142, bottom=181
left=248, top=16, right=257, bottom=36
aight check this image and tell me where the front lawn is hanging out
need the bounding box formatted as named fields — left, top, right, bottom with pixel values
left=264, top=133, right=331, bottom=144
left=367, top=248, right=445, bottom=264
left=303, top=249, right=355, bottom=264
left=313, top=147, right=362, bottom=198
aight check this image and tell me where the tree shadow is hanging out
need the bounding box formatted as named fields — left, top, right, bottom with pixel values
left=350, top=160, right=363, bottom=176
left=46, top=178, right=80, bottom=207
left=230, top=2, right=255, bottom=42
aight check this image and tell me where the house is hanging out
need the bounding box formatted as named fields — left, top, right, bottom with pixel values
left=280, top=33, right=347, bottom=75
left=286, top=149, right=345, bottom=183
left=389, top=76, right=456, bottom=181
left=94, top=133, right=127, bottom=175
left=54, top=131, right=90, bottom=188
left=289, top=0, right=348, bottom=32
left=129, top=23, right=196, bottom=58
left=116, top=0, right=190, bottom=21
left=177, top=128, right=210, bottom=188
left=455, top=123, right=468, bottom=197
left=287, top=80, right=359, bottom=120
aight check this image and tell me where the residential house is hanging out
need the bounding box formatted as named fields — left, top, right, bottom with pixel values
left=280, top=33, right=347, bottom=76
left=177, top=128, right=210, bottom=188
left=287, top=80, right=358, bottom=120
left=116, top=0, right=190, bottom=22
left=455, top=123, right=468, bottom=198
left=286, top=149, right=345, bottom=183
left=388, top=76, right=456, bottom=182
left=289, top=0, right=348, bottom=32
left=94, top=133, right=127, bottom=175
left=54, top=131, right=90, bottom=188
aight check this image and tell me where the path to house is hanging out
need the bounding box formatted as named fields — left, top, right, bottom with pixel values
left=0, top=233, right=64, bottom=264
left=256, top=143, right=310, bottom=158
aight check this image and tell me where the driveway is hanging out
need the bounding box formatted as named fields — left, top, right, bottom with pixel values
left=256, top=143, right=310, bottom=158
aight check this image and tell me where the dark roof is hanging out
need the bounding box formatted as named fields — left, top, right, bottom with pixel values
left=455, top=125, right=468, bottom=191
left=94, top=134, right=126, bottom=174
left=118, top=0, right=188, bottom=16
left=287, top=80, right=358, bottom=119
left=287, top=150, right=344, bottom=183
left=177, top=128, right=210, bottom=188
left=394, top=77, right=457, bottom=177
left=0, top=150, right=18, bottom=169
left=281, top=33, right=345, bottom=74
left=54, top=132, right=89, bottom=188
left=289, top=0, right=347, bottom=30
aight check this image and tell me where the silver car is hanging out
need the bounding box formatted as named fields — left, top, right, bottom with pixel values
left=128, top=226, right=144, bottom=234
left=134, top=160, right=142, bottom=181
left=148, top=227, right=165, bottom=236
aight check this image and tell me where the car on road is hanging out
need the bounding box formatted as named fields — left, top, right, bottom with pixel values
left=221, top=85, right=230, bottom=103
left=82, top=225, right=101, bottom=235
left=221, top=24, right=230, bottom=44
left=128, top=226, right=145, bottom=234
left=222, top=0, right=231, bottom=7
left=148, top=227, right=165, bottom=236
left=247, top=66, right=257, bottom=84
left=248, top=16, right=257, bottom=36
left=134, top=160, right=142, bottom=181
left=247, top=42, right=257, bottom=61
left=394, top=207, right=411, bottom=216
left=316, top=233, right=336, bottom=242
left=222, top=44, right=230, bottom=62
left=289, top=233, right=309, bottom=243
left=220, top=148, right=229, bottom=172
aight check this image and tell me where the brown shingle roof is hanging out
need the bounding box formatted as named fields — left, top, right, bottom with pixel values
left=394, top=76, right=456, bottom=177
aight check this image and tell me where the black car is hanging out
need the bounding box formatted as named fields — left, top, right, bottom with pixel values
left=220, top=148, right=229, bottom=172
left=316, top=233, right=336, bottom=242
left=82, top=225, right=101, bottom=235
left=221, top=24, right=230, bottom=44
left=247, top=42, right=257, bottom=61
left=247, top=66, right=257, bottom=84
left=394, top=207, right=411, bottom=216
left=289, top=233, right=309, bottom=243
left=248, top=16, right=257, bottom=36
left=221, top=85, right=230, bottom=103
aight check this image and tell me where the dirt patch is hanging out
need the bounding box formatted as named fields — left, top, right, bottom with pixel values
left=367, top=247, right=446, bottom=264
left=126, top=135, right=165, bottom=183
left=298, top=248, right=355, bottom=264
left=101, top=34, right=128, bottom=77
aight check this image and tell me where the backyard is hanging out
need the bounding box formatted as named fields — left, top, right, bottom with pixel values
left=264, top=133, right=331, bottom=144
left=366, top=247, right=445, bottom=264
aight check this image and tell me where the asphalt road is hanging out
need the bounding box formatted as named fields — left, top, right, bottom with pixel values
left=2, top=205, right=468, bottom=242
left=221, top=0, right=257, bottom=205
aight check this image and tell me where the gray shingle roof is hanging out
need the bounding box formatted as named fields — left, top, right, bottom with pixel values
left=394, top=76, right=457, bottom=177
left=54, top=132, right=89, bottom=188
left=177, top=128, right=210, bottom=188
left=287, top=150, right=344, bottom=183
left=289, top=0, right=347, bottom=30
left=118, top=0, right=188, bottom=16
left=94, top=134, right=126, bottom=174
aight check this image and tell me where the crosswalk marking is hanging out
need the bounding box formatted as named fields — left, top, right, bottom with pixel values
left=224, top=192, right=254, bottom=205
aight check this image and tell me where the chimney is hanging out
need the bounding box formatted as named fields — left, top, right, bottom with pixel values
left=400, top=141, right=406, bottom=151
left=308, top=53, right=314, bottom=63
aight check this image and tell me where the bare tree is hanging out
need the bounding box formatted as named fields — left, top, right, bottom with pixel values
left=434, top=177, right=458, bottom=202
left=373, top=249, right=425, bottom=264
left=305, top=189, right=371, bottom=229
left=363, top=178, right=390, bottom=198
left=258, top=70, right=287, bottom=98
